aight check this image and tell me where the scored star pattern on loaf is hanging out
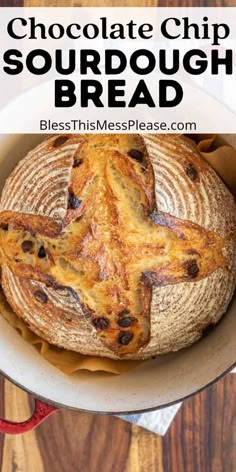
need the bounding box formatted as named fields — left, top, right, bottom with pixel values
left=0, top=134, right=229, bottom=356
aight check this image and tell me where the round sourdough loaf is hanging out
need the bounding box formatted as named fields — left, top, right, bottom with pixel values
left=0, top=134, right=235, bottom=360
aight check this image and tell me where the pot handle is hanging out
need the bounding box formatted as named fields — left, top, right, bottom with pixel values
left=0, top=398, right=58, bottom=434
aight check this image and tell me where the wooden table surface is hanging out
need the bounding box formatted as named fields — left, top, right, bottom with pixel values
left=0, top=373, right=235, bottom=471
left=0, top=0, right=235, bottom=470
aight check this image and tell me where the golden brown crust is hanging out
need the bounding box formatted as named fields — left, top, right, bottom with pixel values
left=0, top=134, right=235, bottom=359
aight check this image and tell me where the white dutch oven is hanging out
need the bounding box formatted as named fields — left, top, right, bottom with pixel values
left=0, top=134, right=235, bottom=434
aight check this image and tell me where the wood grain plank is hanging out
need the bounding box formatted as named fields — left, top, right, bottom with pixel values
left=1, top=380, right=44, bottom=472
left=35, top=409, right=131, bottom=472
left=122, top=374, right=236, bottom=472
left=162, top=374, right=236, bottom=472
left=125, top=424, right=163, bottom=472
left=0, top=374, right=235, bottom=472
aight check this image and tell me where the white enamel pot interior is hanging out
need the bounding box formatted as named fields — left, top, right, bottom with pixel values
left=0, top=133, right=235, bottom=414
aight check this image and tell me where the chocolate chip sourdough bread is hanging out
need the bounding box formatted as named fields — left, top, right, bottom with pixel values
left=0, top=134, right=235, bottom=360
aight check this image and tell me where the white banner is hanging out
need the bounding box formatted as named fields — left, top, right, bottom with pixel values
left=0, top=7, right=235, bottom=133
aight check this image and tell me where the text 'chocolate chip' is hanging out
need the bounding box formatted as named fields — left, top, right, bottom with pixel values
left=128, top=149, right=144, bottom=162
left=118, top=331, right=134, bottom=345
left=21, top=240, right=33, bottom=253
left=34, top=290, right=48, bottom=304
left=53, top=136, right=69, bottom=148
left=93, top=317, right=110, bottom=330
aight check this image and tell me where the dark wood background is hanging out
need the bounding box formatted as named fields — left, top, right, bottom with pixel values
left=0, top=0, right=235, bottom=470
